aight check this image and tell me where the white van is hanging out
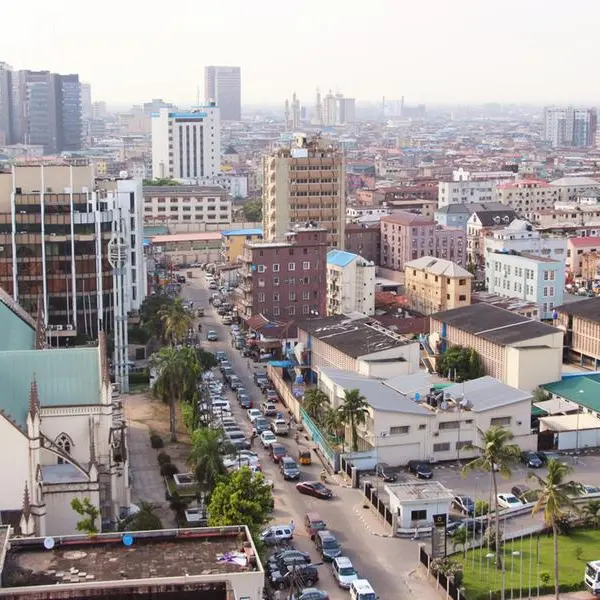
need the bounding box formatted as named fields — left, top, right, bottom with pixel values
left=349, top=579, right=377, bottom=600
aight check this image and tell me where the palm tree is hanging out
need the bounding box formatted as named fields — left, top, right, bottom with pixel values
left=451, top=526, right=468, bottom=558
left=322, top=405, right=344, bottom=438
left=302, top=388, right=328, bottom=421
left=119, top=501, right=163, bottom=531
left=583, top=499, right=600, bottom=528
left=528, top=459, right=580, bottom=600
left=339, top=388, right=369, bottom=452
left=188, top=428, right=234, bottom=492
left=159, top=297, right=192, bottom=345
left=461, top=426, right=521, bottom=569
left=151, top=347, right=198, bottom=442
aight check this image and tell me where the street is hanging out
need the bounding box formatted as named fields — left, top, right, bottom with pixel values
left=181, top=270, right=440, bottom=600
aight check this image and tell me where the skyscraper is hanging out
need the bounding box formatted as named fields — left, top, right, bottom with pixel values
left=204, top=66, right=241, bottom=121
left=80, top=82, right=92, bottom=120
left=0, top=63, right=13, bottom=144
left=544, top=106, right=597, bottom=148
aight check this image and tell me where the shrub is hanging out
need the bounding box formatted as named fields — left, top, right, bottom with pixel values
left=150, top=433, right=164, bottom=449
left=129, top=369, right=150, bottom=385
left=474, top=499, right=490, bottom=516
left=575, top=545, right=584, bottom=561
left=555, top=513, right=574, bottom=535
left=157, top=452, right=171, bottom=465
left=539, top=571, right=551, bottom=585
left=160, top=462, right=179, bottom=477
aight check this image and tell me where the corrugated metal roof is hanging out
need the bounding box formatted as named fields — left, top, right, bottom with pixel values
left=543, top=374, right=600, bottom=413
left=0, top=300, right=35, bottom=352
left=326, top=249, right=358, bottom=268
left=0, top=347, right=101, bottom=430
left=222, top=229, right=263, bottom=237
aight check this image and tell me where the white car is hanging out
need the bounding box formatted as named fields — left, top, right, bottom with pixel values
left=247, top=408, right=262, bottom=423
left=260, top=431, right=277, bottom=448
left=224, top=456, right=261, bottom=470
left=497, top=493, right=523, bottom=510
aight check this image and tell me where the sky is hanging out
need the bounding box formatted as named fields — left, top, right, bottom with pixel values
left=2, top=0, right=600, bottom=107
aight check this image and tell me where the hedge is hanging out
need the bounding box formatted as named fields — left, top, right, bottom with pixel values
left=470, top=582, right=583, bottom=600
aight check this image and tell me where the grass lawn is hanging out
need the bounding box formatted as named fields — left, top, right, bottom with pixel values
left=454, top=528, right=600, bottom=599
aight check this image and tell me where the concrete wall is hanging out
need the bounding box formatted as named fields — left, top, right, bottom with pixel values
left=0, top=417, right=29, bottom=510
left=44, top=485, right=101, bottom=536
left=506, top=345, right=563, bottom=392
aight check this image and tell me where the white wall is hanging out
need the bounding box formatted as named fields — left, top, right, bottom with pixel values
left=43, top=486, right=101, bottom=536
left=359, top=341, right=420, bottom=378
left=557, top=428, right=600, bottom=450
left=387, top=490, right=452, bottom=528
left=506, top=344, right=563, bottom=392
left=0, top=417, right=29, bottom=510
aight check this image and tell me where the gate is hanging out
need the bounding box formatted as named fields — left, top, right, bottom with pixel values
left=300, top=407, right=340, bottom=472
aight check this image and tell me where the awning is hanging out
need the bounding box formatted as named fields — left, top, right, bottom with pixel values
left=269, top=360, right=296, bottom=368
left=257, top=340, right=281, bottom=350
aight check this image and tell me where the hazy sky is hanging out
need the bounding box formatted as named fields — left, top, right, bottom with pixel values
left=2, top=0, right=599, bottom=107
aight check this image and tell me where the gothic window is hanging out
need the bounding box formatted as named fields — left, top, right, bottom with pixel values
left=56, top=433, right=73, bottom=464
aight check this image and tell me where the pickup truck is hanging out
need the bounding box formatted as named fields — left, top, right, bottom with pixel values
left=271, top=419, right=289, bottom=435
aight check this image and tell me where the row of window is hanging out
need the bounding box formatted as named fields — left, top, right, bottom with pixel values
left=147, top=197, right=223, bottom=203
left=256, top=276, right=316, bottom=287
left=258, top=290, right=315, bottom=302
left=386, top=416, right=512, bottom=439
left=268, top=304, right=314, bottom=316
left=257, top=262, right=313, bottom=273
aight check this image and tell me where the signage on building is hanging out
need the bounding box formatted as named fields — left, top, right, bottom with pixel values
left=431, top=513, right=447, bottom=558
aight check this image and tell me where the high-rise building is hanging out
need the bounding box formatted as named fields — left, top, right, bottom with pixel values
left=263, top=135, right=346, bottom=248
left=0, top=62, right=13, bottom=144
left=338, top=97, right=356, bottom=124
left=544, top=106, right=597, bottom=148
left=151, top=105, right=220, bottom=180
left=80, top=82, right=92, bottom=120
left=56, top=74, right=83, bottom=152
left=204, top=66, right=241, bottom=121
left=322, top=91, right=337, bottom=127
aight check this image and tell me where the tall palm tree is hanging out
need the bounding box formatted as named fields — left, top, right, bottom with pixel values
left=159, top=297, right=192, bottom=345
left=339, top=388, right=369, bottom=452
left=302, top=388, right=328, bottom=421
left=322, top=404, right=345, bottom=443
left=119, top=501, right=163, bottom=531
left=461, top=426, right=521, bottom=569
left=583, top=499, right=600, bottom=528
left=188, top=428, right=234, bottom=492
left=528, top=459, right=579, bottom=600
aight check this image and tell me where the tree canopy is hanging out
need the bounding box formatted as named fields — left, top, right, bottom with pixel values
left=241, top=199, right=262, bottom=223
left=188, top=428, right=233, bottom=491
left=437, top=345, right=485, bottom=382
left=340, top=388, right=369, bottom=451
left=119, top=501, right=163, bottom=532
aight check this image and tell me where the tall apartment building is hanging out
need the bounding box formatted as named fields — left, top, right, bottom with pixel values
left=344, top=223, right=381, bottom=264
left=321, top=91, right=355, bottom=126
left=437, top=169, right=498, bottom=207
left=496, top=179, right=559, bottom=216
left=0, top=63, right=13, bottom=144
left=338, top=97, right=356, bottom=124
left=204, top=66, right=241, bottom=121
left=485, top=250, right=565, bottom=320
left=143, top=185, right=231, bottom=225
left=0, top=161, right=146, bottom=337
left=80, top=82, right=93, bottom=120
left=326, top=249, right=375, bottom=316
left=263, top=135, right=345, bottom=248
left=235, top=225, right=328, bottom=321
left=549, top=176, right=600, bottom=203
left=151, top=106, right=220, bottom=180
left=544, top=106, right=597, bottom=148
left=380, top=212, right=466, bottom=271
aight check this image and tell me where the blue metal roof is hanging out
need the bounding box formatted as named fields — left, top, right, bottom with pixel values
left=327, top=249, right=358, bottom=268
left=222, top=229, right=263, bottom=237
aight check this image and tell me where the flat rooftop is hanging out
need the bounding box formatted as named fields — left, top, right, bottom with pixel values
left=386, top=481, right=454, bottom=502
left=1, top=527, right=259, bottom=593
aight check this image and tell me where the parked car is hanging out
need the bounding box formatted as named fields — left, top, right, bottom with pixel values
left=229, top=376, right=242, bottom=391
left=261, top=401, right=278, bottom=416
left=446, top=518, right=487, bottom=535
left=304, top=512, right=327, bottom=539
left=576, top=483, right=600, bottom=496
left=511, top=485, right=536, bottom=503
left=292, top=589, right=329, bottom=600
left=314, top=530, right=342, bottom=562
left=206, top=330, right=218, bottom=341
left=296, top=481, right=333, bottom=500
left=261, top=431, right=278, bottom=448
left=215, top=351, right=228, bottom=362
left=331, top=556, right=359, bottom=589
left=222, top=315, right=233, bottom=325
left=253, top=417, right=270, bottom=435
left=270, top=564, right=319, bottom=590
left=259, top=525, right=294, bottom=545
left=497, top=493, right=523, bottom=509
left=375, top=462, right=397, bottom=482
left=280, top=457, right=301, bottom=480
left=267, top=549, right=310, bottom=574
left=266, top=390, right=279, bottom=403
left=452, top=495, right=475, bottom=516
left=522, top=452, right=543, bottom=469
left=270, top=443, right=287, bottom=463
left=407, top=460, right=433, bottom=479
left=247, top=408, right=262, bottom=423
left=238, top=394, right=252, bottom=409
left=271, top=418, right=289, bottom=435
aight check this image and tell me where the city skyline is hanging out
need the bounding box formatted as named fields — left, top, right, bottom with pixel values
left=2, top=0, right=600, bottom=106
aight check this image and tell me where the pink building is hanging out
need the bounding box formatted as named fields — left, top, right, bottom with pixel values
left=567, top=236, right=600, bottom=277
left=380, top=212, right=466, bottom=271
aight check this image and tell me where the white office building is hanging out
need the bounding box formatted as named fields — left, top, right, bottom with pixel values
left=438, top=169, right=498, bottom=208
left=484, top=219, right=568, bottom=263
left=151, top=106, right=220, bottom=180
left=544, top=106, right=597, bottom=148
left=326, top=250, right=376, bottom=316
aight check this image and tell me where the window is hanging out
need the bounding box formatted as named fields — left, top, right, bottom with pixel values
left=456, top=440, right=472, bottom=450
left=390, top=425, right=409, bottom=435
left=273, top=306, right=280, bottom=316
left=303, top=290, right=310, bottom=300
left=258, top=293, right=265, bottom=303
left=411, top=510, right=427, bottom=521
left=439, top=421, right=460, bottom=430
left=288, top=306, right=295, bottom=316
left=56, top=433, right=73, bottom=464
left=418, top=424, right=426, bottom=430
left=257, top=265, right=266, bottom=273
left=273, top=277, right=280, bottom=286
left=288, top=262, right=296, bottom=271
left=433, top=442, right=451, bottom=452
left=303, top=261, right=311, bottom=270
left=289, top=291, right=296, bottom=301
left=289, top=277, right=296, bottom=285
left=459, top=295, right=466, bottom=301
left=458, top=278, right=467, bottom=285
left=302, top=305, right=310, bottom=314
left=491, top=416, right=511, bottom=426
left=273, top=293, right=280, bottom=302
left=273, top=263, right=280, bottom=272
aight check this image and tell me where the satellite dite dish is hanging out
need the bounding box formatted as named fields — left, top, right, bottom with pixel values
left=43, top=537, right=55, bottom=550
left=414, top=392, right=421, bottom=402
left=122, top=534, right=134, bottom=547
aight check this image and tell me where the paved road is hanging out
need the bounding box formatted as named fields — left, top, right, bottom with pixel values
left=181, top=271, right=441, bottom=600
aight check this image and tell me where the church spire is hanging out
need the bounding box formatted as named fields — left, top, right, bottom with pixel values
left=28, top=377, right=40, bottom=419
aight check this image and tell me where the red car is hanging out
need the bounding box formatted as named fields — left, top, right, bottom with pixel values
left=270, top=443, right=287, bottom=463
left=296, top=481, right=333, bottom=499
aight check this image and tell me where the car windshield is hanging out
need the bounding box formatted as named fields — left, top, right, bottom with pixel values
left=323, top=539, right=339, bottom=549
left=313, top=483, right=326, bottom=491
left=274, top=447, right=286, bottom=454
left=507, top=496, right=520, bottom=504
left=339, top=566, right=356, bottom=576
left=285, top=461, right=298, bottom=469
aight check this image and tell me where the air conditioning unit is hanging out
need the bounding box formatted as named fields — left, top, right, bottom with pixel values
left=66, top=325, right=74, bottom=331
left=56, top=325, right=64, bottom=331
left=433, top=432, right=439, bottom=437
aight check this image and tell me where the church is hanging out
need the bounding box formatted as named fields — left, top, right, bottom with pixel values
left=0, top=288, right=130, bottom=536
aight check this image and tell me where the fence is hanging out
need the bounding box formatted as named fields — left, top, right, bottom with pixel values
left=419, top=546, right=467, bottom=600
left=300, top=407, right=340, bottom=472
left=363, top=481, right=394, bottom=526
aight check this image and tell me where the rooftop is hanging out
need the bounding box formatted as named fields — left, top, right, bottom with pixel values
left=435, top=202, right=506, bottom=215
left=540, top=413, right=600, bottom=433
left=471, top=291, right=540, bottom=315
left=149, top=232, right=222, bottom=243
left=550, top=176, right=600, bottom=187
left=386, top=481, right=454, bottom=503
left=498, top=179, right=551, bottom=189
left=443, top=376, right=532, bottom=412
left=568, top=236, right=600, bottom=248
left=327, top=249, right=361, bottom=268
left=143, top=185, right=226, bottom=196
left=431, top=303, right=561, bottom=346
left=298, top=314, right=411, bottom=358
left=404, top=256, right=472, bottom=278
left=543, top=373, right=600, bottom=413
left=381, top=211, right=433, bottom=226
left=470, top=209, right=517, bottom=227
left=222, top=229, right=263, bottom=238
left=554, top=297, right=600, bottom=323
left=41, top=464, right=88, bottom=485
left=1, top=527, right=259, bottom=595
left=489, top=250, right=561, bottom=264
left=0, top=289, right=36, bottom=352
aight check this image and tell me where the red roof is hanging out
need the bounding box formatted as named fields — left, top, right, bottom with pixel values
left=569, top=236, right=600, bottom=248
left=498, top=179, right=550, bottom=190
left=380, top=212, right=433, bottom=226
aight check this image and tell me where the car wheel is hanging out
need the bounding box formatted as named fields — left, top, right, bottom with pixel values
left=305, top=578, right=315, bottom=586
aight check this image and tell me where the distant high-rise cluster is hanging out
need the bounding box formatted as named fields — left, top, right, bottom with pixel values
left=0, top=63, right=83, bottom=154
left=204, top=66, right=241, bottom=121
left=284, top=88, right=355, bottom=129
left=543, top=106, right=597, bottom=148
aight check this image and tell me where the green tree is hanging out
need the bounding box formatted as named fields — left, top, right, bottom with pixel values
left=583, top=499, right=600, bottom=528
left=451, top=526, right=468, bottom=558
left=437, top=345, right=485, bottom=381
left=143, top=178, right=179, bottom=186
left=528, top=459, right=580, bottom=600
left=119, top=501, right=163, bottom=531
left=71, top=497, right=100, bottom=535
left=241, top=199, right=262, bottom=222
left=159, top=297, right=192, bottom=345
left=188, top=428, right=234, bottom=491
left=196, top=348, right=218, bottom=371
left=302, top=388, right=329, bottom=421
left=140, top=294, right=174, bottom=339
left=532, top=387, right=551, bottom=403
left=208, top=467, right=273, bottom=536
left=322, top=404, right=345, bottom=440
left=461, top=426, right=521, bottom=569
left=339, top=388, right=369, bottom=452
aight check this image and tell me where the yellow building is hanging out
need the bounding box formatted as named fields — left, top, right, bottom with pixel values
left=405, top=256, right=473, bottom=315
left=556, top=297, right=600, bottom=369
left=221, top=228, right=263, bottom=264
